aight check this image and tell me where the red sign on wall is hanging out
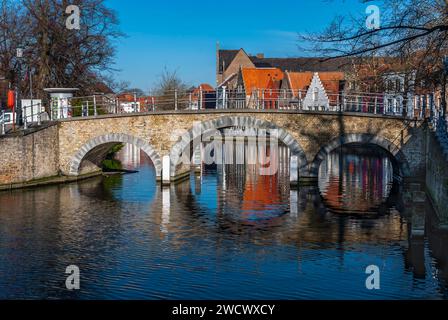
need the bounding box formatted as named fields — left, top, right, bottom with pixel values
left=7, top=90, right=15, bottom=109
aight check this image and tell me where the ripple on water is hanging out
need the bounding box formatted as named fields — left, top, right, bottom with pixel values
left=0, top=145, right=447, bottom=299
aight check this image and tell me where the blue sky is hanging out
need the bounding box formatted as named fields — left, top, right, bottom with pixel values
left=107, top=0, right=367, bottom=91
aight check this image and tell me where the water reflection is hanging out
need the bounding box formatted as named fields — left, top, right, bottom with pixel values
left=319, top=145, right=394, bottom=214
left=0, top=142, right=447, bottom=300
left=205, top=141, right=289, bottom=224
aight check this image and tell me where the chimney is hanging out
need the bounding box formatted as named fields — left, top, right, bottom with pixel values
left=216, top=41, right=221, bottom=85
left=256, top=53, right=265, bottom=59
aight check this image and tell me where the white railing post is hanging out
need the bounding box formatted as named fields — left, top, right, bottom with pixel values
left=281, top=89, right=285, bottom=109
left=175, top=89, right=178, bottom=111
left=222, top=86, right=226, bottom=109
left=374, top=96, right=378, bottom=114
left=23, top=104, right=28, bottom=130
left=37, top=103, right=42, bottom=126
left=133, top=92, right=137, bottom=113
left=254, top=89, right=258, bottom=109
left=93, top=96, right=98, bottom=116
left=199, top=87, right=203, bottom=110
left=58, top=98, right=62, bottom=119
left=1, top=110, right=5, bottom=135
left=262, top=89, right=265, bottom=110
left=30, top=102, right=34, bottom=123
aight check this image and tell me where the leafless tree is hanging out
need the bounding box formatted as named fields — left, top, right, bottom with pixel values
left=102, top=75, right=130, bottom=94
left=152, top=67, right=188, bottom=96
left=301, top=0, right=448, bottom=89
left=152, top=67, right=189, bottom=110
left=0, top=0, right=28, bottom=84
left=0, top=0, right=123, bottom=98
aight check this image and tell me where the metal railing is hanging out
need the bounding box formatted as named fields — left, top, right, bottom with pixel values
left=56, top=89, right=412, bottom=117
left=22, top=102, right=49, bottom=130
left=1, top=88, right=446, bottom=136
left=0, top=110, right=6, bottom=135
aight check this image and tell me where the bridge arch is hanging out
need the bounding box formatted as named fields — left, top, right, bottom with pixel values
left=69, top=133, right=162, bottom=177
left=309, top=133, right=411, bottom=179
left=169, top=115, right=308, bottom=178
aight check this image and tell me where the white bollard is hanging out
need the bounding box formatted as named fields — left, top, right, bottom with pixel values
left=162, top=155, right=171, bottom=186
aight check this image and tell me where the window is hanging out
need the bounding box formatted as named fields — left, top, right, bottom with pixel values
left=388, top=80, right=393, bottom=91
left=313, top=88, right=319, bottom=102
left=396, top=79, right=402, bottom=92
left=350, top=81, right=356, bottom=90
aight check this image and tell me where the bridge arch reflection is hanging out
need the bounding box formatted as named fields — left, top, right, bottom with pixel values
left=318, top=144, right=398, bottom=214
left=309, top=133, right=411, bottom=180
left=169, top=115, right=309, bottom=179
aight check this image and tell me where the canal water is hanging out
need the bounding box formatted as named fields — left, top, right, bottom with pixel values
left=0, top=141, right=447, bottom=300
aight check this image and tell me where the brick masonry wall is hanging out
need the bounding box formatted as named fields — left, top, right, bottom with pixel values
left=0, top=111, right=428, bottom=187
left=0, top=125, right=59, bottom=186
left=221, top=51, right=255, bottom=86
left=57, top=111, right=426, bottom=179
left=426, top=131, right=448, bottom=223
left=400, top=126, right=427, bottom=178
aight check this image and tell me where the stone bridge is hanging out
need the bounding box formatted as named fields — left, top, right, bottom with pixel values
left=55, top=110, right=426, bottom=185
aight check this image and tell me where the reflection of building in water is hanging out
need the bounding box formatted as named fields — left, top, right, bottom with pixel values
left=115, top=143, right=154, bottom=169
left=116, top=143, right=141, bottom=168
left=200, top=139, right=290, bottom=222
left=319, top=147, right=394, bottom=213
left=170, top=143, right=448, bottom=284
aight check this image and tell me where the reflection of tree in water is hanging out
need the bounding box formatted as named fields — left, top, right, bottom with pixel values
left=77, top=175, right=123, bottom=202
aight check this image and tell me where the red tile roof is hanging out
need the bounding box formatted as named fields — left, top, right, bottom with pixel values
left=195, top=83, right=214, bottom=93
left=241, top=68, right=284, bottom=96
left=318, top=72, right=345, bottom=95
left=286, top=71, right=344, bottom=95
left=286, top=72, right=314, bottom=92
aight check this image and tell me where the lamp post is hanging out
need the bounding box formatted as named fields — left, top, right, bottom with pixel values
left=16, top=48, right=23, bottom=126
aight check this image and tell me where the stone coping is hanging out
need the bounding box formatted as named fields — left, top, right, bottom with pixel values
left=58, top=109, right=412, bottom=123
left=0, top=171, right=103, bottom=191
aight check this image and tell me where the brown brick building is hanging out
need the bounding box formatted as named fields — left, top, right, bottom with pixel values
left=216, top=45, right=351, bottom=87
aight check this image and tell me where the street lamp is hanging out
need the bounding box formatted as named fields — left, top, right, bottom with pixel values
left=16, top=48, right=23, bottom=126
